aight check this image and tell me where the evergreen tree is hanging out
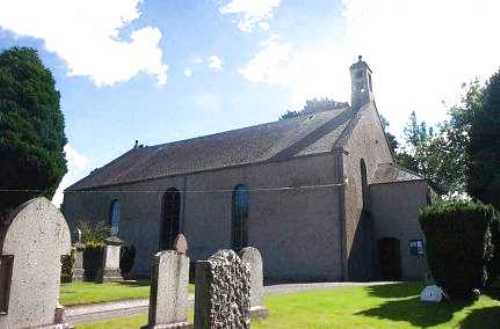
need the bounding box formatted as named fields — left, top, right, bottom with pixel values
left=467, top=70, right=500, bottom=209
left=0, top=47, right=67, bottom=218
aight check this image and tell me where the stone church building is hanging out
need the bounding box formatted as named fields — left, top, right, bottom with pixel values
left=63, top=57, right=430, bottom=282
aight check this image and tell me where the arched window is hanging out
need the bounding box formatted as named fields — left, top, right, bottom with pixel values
left=232, top=184, right=249, bottom=251
left=109, top=200, right=121, bottom=236
left=160, top=188, right=181, bottom=250
left=360, top=159, right=368, bottom=210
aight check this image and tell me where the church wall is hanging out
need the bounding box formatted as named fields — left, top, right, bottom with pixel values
left=369, top=180, right=429, bottom=280
left=340, top=104, right=394, bottom=280
left=63, top=153, right=343, bottom=282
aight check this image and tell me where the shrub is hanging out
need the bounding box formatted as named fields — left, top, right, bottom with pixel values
left=487, top=216, right=500, bottom=285
left=83, top=245, right=104, bottom=281
left=61, top=250, right=75, bottom=283
left=76, top=220, right=110, bottom=247
left=419, top=200, right=496, bottom=299
left=120, top=244, right=136, bottom=275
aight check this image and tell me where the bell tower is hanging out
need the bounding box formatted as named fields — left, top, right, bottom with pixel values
left=350, top=55, right=374, bottom=111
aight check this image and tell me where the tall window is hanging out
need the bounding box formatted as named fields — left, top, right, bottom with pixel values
left=109, top=200, right=121, bottom=236
left=160, top=188, right=181, bottom=250
left=360, top=159, right=368, bottom=210
left=232, top=184, right=249, bottom=250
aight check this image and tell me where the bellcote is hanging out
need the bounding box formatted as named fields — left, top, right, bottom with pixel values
left=350, top=55, right=374, bottom=110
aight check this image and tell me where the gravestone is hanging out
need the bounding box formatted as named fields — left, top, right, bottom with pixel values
left=0, top=197, right=72, bottom=329
left=239, top=247, right=268, bottom=319
left=97, top=236, right=123, bottom=282
left=194, top=249, right=251, bottom=329
left=72, top=241, right=85, bottom=282
left=142, top=234, right=191, bottom=329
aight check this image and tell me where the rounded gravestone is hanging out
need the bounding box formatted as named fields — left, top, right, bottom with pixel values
left=0, top=197, right=71, bottom=329
left=239, top=247, right=264, bottom=309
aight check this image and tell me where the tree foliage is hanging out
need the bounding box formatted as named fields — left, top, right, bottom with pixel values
left=380, top=115, right=398, bottom=153
left=467, top=70, right=500, bottom=209
left=419, top=200, right=496, bottom=299
left=0, top=47, right=67, bottom=217
left=279, top=97, right=348, bottom=120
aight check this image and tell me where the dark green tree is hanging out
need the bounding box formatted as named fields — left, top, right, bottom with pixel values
left=0, top=47, right=67, bottom=218
left=396, top=110, right=464, bottom=195
left=279, top=97, right=348, bottom=120
left=380, top=115, right=399, bottom=153
left=467, top=70, right=500, bottom=209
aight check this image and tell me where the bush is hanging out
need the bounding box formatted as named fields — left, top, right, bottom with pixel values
left=61, top=250, right=75, bottom=283
left=487, top=217, right=500, bottom=285
left=76, top=220, right=110, bottom=247
left=419, top=200, right=496, bottom=299
left=120, top=244, right=136, bottom=275
left=83, top=245, right=104, bottom=281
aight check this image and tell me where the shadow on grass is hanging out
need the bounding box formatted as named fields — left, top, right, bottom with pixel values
left=357, top=296, right=473, bottom=327
left=365, top=282, right=422, bottom=299
left=484, top=287, right=500, bottom=301
left=116, top=280, right=150, bottom=287
left=459, top=306, right=500, bottom=329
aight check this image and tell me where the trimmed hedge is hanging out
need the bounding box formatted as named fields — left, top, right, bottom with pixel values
left=419, top=200, right=496, bottom=299
left=487, top=217, right=500, bottom=285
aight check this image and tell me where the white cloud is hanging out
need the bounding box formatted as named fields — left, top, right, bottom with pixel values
left=0, top=0, right=168, bottom=86
left=52, top=145, right=90, bottom=207
left=240, top=35, right=351, bottom=107
left=219, top=0, right=281, bottom=32
left=184, top=68, right=193, bottom=78
left=65, top=144, right=90, bottom=171
left=240, top=0, right=500, bottom=135
left=208, top=55, right=223, bottom=72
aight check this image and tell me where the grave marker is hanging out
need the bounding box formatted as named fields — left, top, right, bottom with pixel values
left=0, top=197, right=72, bottom=329
left=194, top=249, right=251, bottom=329
left=142, top=234, right=191, bottom=329
left=239, top=247, right=268, bottom=319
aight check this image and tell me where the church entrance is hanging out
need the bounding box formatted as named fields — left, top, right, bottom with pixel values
left=378, top=237, right=402, bottom=281
left=160, top=188, right=181, bottom=250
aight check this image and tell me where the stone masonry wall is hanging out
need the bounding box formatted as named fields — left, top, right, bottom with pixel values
left=340, top=104, right=394, bottom=280
left=63, top=153, right=342, bottom=282
left=369, top=180, right=429, bottom=280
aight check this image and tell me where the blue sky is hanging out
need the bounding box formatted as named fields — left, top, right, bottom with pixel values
left=0, top=0, right=499, bottom=205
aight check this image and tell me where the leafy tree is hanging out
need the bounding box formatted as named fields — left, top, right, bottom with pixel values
left=280, top=110, right=300, bottom=120
left=279, top=97, right=348, bottom=120
left=396, top=110, right=465, bottom=195
left=467, top=70, right=500, bottom=209
left=0, top=47, right=67, bottom=218
left=380, top=115, right=399, bottom=153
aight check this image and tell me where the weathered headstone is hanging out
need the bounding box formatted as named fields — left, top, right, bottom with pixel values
left=72, top=242, right=85, bottom=282
left=239, top=247, right=268, bottom=319
left=0, top=197, right=72, bottom=329
left=142, top=234, right=191, bottom=329
left=97, top=236, right=123, bottom=282
left=194, top=249, right=251, bottom=329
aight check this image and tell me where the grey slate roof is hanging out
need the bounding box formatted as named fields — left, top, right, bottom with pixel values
left=371, top=163, right=424, bottom=185
left=68, top=107, right=354, bottom=190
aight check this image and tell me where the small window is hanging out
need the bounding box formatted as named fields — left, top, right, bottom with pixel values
left=232, top=184, right=249, bottom=251
left=109, top=200, right=121, bottom=236
left=409, top=239, right=424, bottom=256
left=160, top=188, right=181, bottom=250
left=0, top=255, right=14, bottom=314
left=360, top=159, right=368, bottom=210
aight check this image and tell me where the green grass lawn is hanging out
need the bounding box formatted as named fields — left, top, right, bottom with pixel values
left=77, top=283, right=500, bottom=329
left=60, top=281, right=195, bottom=306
